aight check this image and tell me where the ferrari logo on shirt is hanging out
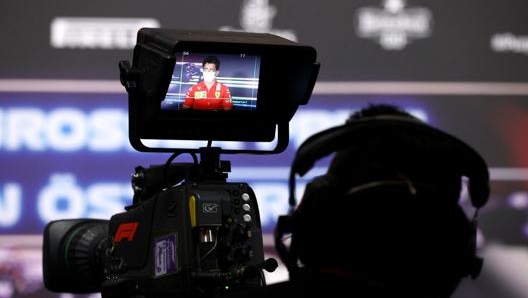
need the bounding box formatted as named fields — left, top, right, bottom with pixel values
left=215, top=91, right=220, bottom=98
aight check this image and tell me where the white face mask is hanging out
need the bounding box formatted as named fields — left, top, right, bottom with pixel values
left=203, top=71, right=216, bottom=83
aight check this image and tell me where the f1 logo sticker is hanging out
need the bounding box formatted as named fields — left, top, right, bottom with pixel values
left=114, top=222, right=139, bottom=242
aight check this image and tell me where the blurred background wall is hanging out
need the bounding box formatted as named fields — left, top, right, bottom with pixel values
left=1, top=0, right=527, bottom=297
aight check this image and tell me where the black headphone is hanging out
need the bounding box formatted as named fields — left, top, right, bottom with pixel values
left=275, top=115, right=490, bottom=282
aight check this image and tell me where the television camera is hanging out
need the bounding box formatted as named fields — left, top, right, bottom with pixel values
left=42, top=28, right=320, bottom=298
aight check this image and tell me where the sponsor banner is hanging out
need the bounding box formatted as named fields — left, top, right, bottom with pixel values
left=1, top=90, right=528, bottom=235
left=1, top=0, right=528, bottom=80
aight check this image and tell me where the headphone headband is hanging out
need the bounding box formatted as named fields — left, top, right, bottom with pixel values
left=289, top=116, right=490, bottom=209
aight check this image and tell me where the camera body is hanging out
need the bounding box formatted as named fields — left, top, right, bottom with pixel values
left=43, top=155, right=270, bottom=298
left=42, top=28, right=319, bottom=297
left=101, top=178, right=265, bottom=297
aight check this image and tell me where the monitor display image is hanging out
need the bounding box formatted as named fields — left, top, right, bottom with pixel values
left=161, top=52, right=261, bottom=111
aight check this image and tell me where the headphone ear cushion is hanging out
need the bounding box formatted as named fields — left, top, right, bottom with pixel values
left=274, top=214, right=295, bottom=272
left=289, top=175, right=336, bottom=268
left=295, top=175, right=334, bottom=214
left=275, top=175, right=335, bottom=276
left=406, top=201, right=482, bottom=283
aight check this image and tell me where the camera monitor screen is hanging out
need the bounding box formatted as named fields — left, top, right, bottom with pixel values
left=161, top=51, right=261, bottom=111
left=122, top=28, right=320, bottom=152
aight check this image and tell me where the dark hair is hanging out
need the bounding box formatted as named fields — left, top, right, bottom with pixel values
left=346, top=103, right=418, bottom=122
left=202, top=55, right=220, bottom=70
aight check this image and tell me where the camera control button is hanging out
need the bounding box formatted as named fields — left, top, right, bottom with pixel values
left=241, top=193, right=250, bottom=201
left=242, top=204, right=251, bottom=212
left=242, top=214, right=252, bottom=222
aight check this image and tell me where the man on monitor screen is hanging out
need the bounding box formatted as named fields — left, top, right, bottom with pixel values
left=182, top=55, right=233, bottom=110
